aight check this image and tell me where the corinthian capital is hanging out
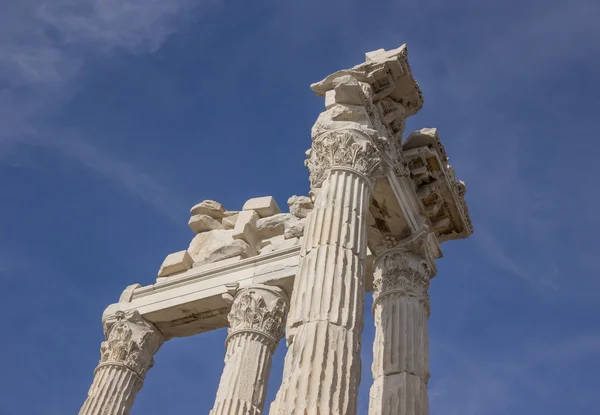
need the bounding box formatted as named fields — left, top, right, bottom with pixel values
left=305, top=129, right=384, bottom=189
left=227, top=285, right=289, bottom=347
left=98, top=311, right=164, bottom=379
left=373, top=250, right=432, bottom=312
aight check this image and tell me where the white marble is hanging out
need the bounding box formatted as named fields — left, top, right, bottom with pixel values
left=369, top=248, right=432, bottom=415
left=210, top=285, right=288, bottom=415
left=79, top=311, right=163, bottom=415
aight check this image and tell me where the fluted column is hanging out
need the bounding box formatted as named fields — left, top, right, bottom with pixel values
left=79, top=311, right=164, bottom=415
left=211, top=285, right=288, bottom=415
left=369, top=249, right=433, bottom=415
left=270, top=129, right=383, bottom=415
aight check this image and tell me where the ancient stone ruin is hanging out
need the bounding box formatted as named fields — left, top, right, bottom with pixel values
left=78, top=45, right=473, bottom=415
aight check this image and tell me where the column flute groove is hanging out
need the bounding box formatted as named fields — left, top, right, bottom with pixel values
left=369, top=249, right=432, bottom=415
left=210, top=285, right=288, bottom=415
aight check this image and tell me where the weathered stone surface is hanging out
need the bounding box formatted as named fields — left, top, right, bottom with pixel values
left=78, top=312, right=163, bottom=415
left=210, top=286, right=288, bottom=415
left=242, top=196, right=281, bottom=218
left=287, top=195, right=314, bottom=219
left=190, top=200, right=226, bottom=219
left=189, top=214, right=224, bottom=233
left=188, top=229, right=256, bottom=264
left=284, top=217, right=304, bottom=239
left=259, top=235, right=300, bottom=255
left=232, top=210, right=261, bottom=251
left=221, top=212, right=239, bottom=229
left=157, top=250, right=194, bottom=277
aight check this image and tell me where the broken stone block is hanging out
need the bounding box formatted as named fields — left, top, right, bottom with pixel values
left=188, top=214, right=224, bottom=233
left=259, top=235, right=301, bottom=255
left=190, top=200, right=226, bottom=219
left=287, top=195, right=314, bottom=219
left=232, top=210, right=261, bottom=251
left=242, top=196, right=281, bottom=218
left=188, top=229, right=257, bottom=264
left=222, top=212, right=239, bottom=229
left=284, top=217, right=305, bottom=239
left=200, top=239, right=256, bottom=265
left=256, top=214, right=286, bottom=239
left=157, top=250, right=193, bottom=277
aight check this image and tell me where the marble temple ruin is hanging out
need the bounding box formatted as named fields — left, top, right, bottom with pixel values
left=78, top=45, right=473, bottom=415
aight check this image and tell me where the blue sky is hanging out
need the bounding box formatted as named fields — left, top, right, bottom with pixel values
left=1, top=0, right=599, bottom=414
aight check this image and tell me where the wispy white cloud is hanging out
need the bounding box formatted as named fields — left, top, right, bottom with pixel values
left=0, top=0, right=196, bottom=217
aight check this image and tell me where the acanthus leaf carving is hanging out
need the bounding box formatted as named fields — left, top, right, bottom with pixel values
left=99, top=311, right=163, bottom=379
left=373, top=250, right=432, bottom=315
left=305, top=129, right=384, bottom=189
left=227, top=286, right=288, bottom=347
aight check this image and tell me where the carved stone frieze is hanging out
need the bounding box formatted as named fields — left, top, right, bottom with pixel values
left=305, top=129, right=384, bottom=189
left=227, top=285, right=288, bottom=347
left=98, top=311, right=163, bottom=379
left=373, top=250, right=432, bottom=314
left=403, top=128, right=474, bottom=243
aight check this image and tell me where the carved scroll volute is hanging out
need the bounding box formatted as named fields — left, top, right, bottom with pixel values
left=99, top=311, right=164, bottom=379
left=227, top=285, right=289, bottom=347
left=372, top=250, right=433, bottom=315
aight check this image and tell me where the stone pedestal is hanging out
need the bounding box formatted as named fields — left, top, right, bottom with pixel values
left=79, top=311, right=163, bottom=415
left=369, top=249, right=432, bottom=415
left=270, top=129, right=382, bottom=415
left=211, top=285, right=288, bottom=415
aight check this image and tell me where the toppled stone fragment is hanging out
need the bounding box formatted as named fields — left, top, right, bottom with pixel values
left=287, top=195, right=314, bottom=219
left=189, top=214, right=224, bottom=233
left=259, top=235, right=301, bottom=255
left=284, top=217, right=305, bottom=239
left=188, top=229, right=257, bottom=264
left=190, top=200, right=226, bottom=219
left=200, top=239, right=255, bottom=265
left=232, top=210, right=261, bottom=251
left=242, top=196, right=281, bottom=218
left=157, top=250, right=193, bottom=277
left=256, top=214, right=286, bottom=239
left=221, top=212, right=239, bottom=229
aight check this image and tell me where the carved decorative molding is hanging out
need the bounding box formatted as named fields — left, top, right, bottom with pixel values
left=373, top=250, right=432, bottom=314
left=98, top=311, right=163, bottom=379
left=306, top=129, right=384, bottom=189
left=227, top=286, right=288, bottom=347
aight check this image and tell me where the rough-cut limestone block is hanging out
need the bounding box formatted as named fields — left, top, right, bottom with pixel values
left=287, top=195, right=314, bottom=219
left=232, top=210, right=261, bottom=251
left=222, top=212, right=239, bottom=229
left=157, top=250, right=194, bottom=277
left=189, top=214, right=224, bottom=233
left=259, top=235, right=300, bottom=255
left=284, top=217, right=304, bottom=239
left=188, top=229, right=256, bottom=264
left=190, top=200, right=226, bottom=219
left=242, top=196, right=281, bottom=218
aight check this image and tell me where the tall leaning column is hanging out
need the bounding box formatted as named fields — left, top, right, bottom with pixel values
left=79, top=310, right=163, bottom=415
left=270, top=74, right=384, bottom=413
left=210, top=285, right=288, bottom=415
left=369, top=248, right=433, bottom=415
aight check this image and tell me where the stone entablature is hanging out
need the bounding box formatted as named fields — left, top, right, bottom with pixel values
left=403, top=128, right=473, bottom=242
left=79, top=44, right=474, bottom=415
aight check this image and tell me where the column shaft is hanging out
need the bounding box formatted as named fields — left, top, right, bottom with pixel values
left=369, top=250, right=431, bottom=415
left=211, top=285, right=288, bottom=415
left=270, top=168, right=371, bottom=415
left=79, top=364, right=142, bottom=415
